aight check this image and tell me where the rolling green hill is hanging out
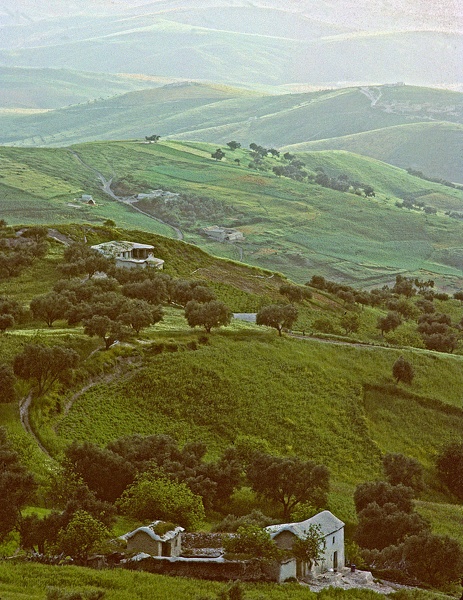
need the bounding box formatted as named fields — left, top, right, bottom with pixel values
left=284, top=121, right=463, bottom=185
left=0, top=6, right=460, bottom=90
left=2, top=139, right=463, bottom=290
left=0, top=67, right=169, bottom=110
left=2, top=224, right=463, bottom=555
left=1, top=82, right=461, bottom=185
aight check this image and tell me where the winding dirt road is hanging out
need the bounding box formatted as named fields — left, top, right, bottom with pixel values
left=69, top=150, right=183, bottom=240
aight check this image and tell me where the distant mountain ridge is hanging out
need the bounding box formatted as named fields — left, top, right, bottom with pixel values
left=0, top=1, right=461, bottom=89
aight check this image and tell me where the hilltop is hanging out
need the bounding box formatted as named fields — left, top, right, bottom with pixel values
left=284, top=121, right=463, bottom=185
left=1, top=82, right=461, bottom=185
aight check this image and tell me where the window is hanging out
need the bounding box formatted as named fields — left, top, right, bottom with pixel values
left=332, top=536, right=335, bottom=544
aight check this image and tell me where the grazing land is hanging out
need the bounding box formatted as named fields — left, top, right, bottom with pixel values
left=2, top=139, right=463, bottom=290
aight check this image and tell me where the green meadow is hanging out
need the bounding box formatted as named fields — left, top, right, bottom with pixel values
left=287, top=122, right=463, bottom=185
left=0, top=561, right=448, bottom=600
left=2, top=139, right=463, bottom=288
left=0, top=224, right=463, bottom=596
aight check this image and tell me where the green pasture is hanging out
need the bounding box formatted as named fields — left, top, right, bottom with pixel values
left=2, top=140, right=463, bottom=287
left=0, top=66, right=167, bottom=110
left=288, top=122, right=463, bottom=186
left=49, top=327, right=463, bottom=505
left=0, top=561, right=444, bottom=600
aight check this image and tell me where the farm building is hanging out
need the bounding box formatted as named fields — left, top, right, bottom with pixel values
left=201, top=226, right=244, bottom=242
left=121, top=521, right=184, bottom=557
left=266, top=510, right=345, bottom=577
left=91, top=240, right=164, bottom=270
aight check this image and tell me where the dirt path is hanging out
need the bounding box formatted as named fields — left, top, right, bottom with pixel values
left=359, top=86, right=383, bottom=107
left=19, top=393, right=53, bottom=458
left=69, top=150, right=184, bottom=240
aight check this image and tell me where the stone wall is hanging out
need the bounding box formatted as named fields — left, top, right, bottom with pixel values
left=124, top=556, right=296, bottom=583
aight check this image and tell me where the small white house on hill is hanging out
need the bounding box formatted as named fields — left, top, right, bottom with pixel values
left=91, top=240, right=164, bottom=270
left=266, top=510, right=345, bottom=577
left=120, top=521, right=184, bottom=557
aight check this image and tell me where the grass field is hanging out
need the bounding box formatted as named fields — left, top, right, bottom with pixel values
left=2, top=140, right=463, bottom=290
left=0, top=224, right=463, bottom=598
left=0, top=84, right=461, bottom=191
left=285, top=122, right=463, bottom=185
left=0, top=561, right=448, bottom=600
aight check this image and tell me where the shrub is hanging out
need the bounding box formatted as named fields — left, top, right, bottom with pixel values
left=116, top=470, right=205, bottom=529
left=223, top=525, right=280, bottom=560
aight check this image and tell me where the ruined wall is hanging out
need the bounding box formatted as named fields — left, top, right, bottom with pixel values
left=124, top=556, right=296, bottom=583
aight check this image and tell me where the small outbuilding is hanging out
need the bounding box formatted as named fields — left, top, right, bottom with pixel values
left=91, top=240, right=164, bottom=270
left=121, top=521, right=184, bottom=557
left=201, top=226, right=244, bottom=242
left=266, top=510, right=345, bottom=577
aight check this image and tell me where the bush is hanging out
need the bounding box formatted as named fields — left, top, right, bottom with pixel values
left=223, top=525, right=281, bottom=560
left=212, top=510, right=278, bottom=533
left=382, top=453, right=424, bottom=493
left=436, top=441, right=463, bottom=500
left=116, top=470, right=205, bottom=529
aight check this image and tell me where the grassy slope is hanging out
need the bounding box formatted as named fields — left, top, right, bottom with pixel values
left=1, top=229, right=462, bottom=537
left=285, top=122, right=463, bottom=185
left=0, top=67, right=169, bottom=110
left=1, top=561, right=437, bottom=600
left=0, top=84, right=461, bottom=155
left=2, top=140, right=463, bottom=289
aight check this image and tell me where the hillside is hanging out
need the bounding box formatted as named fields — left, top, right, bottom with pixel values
left=284, top=121, right=463, bottom=185
left=0, top=67, right=171, bottom=110
left=1, top=82, right=461, bottom=185
left=0, top=2, right=461, bottom=89
left=1, top=223, right=463, bottom=561
left=2, top=139, right=463, bottom=290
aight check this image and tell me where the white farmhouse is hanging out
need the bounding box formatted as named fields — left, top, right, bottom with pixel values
left=120, top=521, right=184, bottom=557
left=266, top=510, right=345, bottom=577
left=91, top=240, right=164, bottom=270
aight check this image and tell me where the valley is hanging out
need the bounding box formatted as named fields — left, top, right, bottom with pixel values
left=0, top=2, right=462, bottom=597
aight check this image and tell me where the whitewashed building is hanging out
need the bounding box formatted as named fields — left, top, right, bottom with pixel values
left=266, top=510, right=345, bottom=577
left=91, top=240, right=164, bottom=270
left=201, top=226, right=244, bottom=242
left=121, top=521, right=184, bottom=557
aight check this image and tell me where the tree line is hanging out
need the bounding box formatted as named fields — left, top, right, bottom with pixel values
left=352, top=450, right=463, bottom=586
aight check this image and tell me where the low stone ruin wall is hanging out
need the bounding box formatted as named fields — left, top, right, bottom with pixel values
left=124, top=555, right=296, bottom=583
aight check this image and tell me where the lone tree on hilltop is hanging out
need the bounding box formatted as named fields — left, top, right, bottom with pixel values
left=184, top=300, right=231, bottom=333
left=392, top=356, right=414, bottom=384
left=256, top=304, right=298, bottom=336
left=145, top=134, right=160, bottom=143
